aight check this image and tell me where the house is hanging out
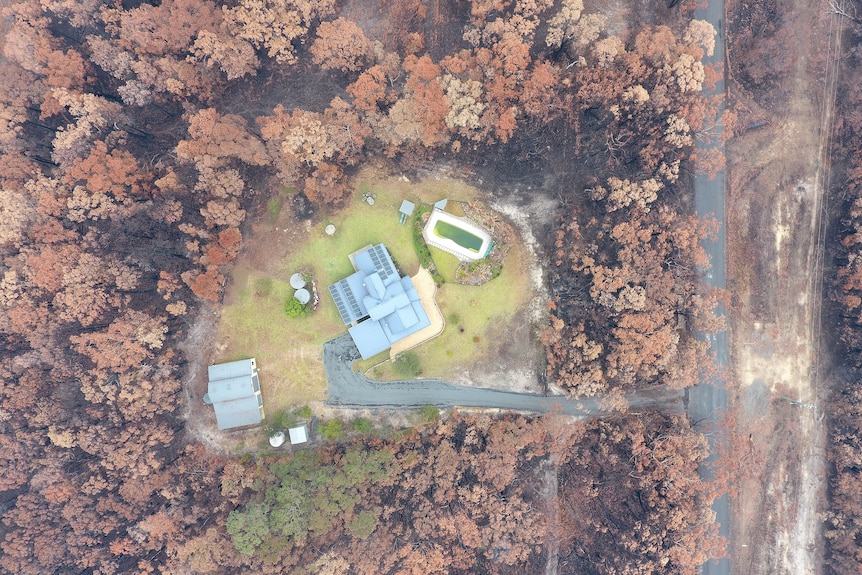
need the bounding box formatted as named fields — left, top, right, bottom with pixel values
left=328, top=244, right=431, bottom=359
left=203, top=358, right=264, bottom=430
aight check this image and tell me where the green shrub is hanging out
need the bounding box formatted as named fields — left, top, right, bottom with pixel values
left=393, top=352, right=422, bottom=377
left=351, top=417, right=373, bottom=433
left=320, top=419, right=344, bottom=440
left=284, top=297, right=308, bottom=318
left=412, top=206, right=445, bottom=286
left=263, top=406, right=309, bottom=436
left=418, top=404, right=440, bottom=423
left=348, top=510, right=379, bottom=539
left=447, top=312, right=461, bottom=325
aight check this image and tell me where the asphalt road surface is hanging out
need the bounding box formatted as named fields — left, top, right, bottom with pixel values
left=689, top=0, right=731, bottom=573
left=324, top=334, right=684, bottom=415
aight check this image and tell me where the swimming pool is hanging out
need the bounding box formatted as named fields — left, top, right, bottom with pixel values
left=422, top=210, right=492, bottom=261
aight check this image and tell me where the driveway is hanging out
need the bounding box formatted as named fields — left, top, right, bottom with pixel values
left=325, top=334, right=684, bottom=415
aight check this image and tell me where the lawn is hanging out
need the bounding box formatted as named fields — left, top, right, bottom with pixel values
left=213, top=168, right=534, bottom=411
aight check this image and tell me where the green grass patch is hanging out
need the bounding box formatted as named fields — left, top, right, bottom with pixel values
left=254, top=277, right=274, bottom=298
left=216, top=276, right=332, bottom=411
left=266, top=197, right=282, bottom=221
left=392, top=352, right=422, bottom=377
left=429, top=247, right=460, bottom=281
left=282, top=194, right=418, bottom=283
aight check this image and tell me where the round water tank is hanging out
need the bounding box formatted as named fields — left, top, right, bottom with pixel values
left=290, top=273, right=306, bottom=289
left=294, top=288, right=311, bottom=305
left=269, top=431, right=285, bottom=447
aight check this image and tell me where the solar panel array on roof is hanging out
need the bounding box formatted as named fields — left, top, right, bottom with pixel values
left=329, top=284, right=351, bottom=324
left=340, top=278, right=363, bottom=318
left=369, top=244, right=396, bottom=281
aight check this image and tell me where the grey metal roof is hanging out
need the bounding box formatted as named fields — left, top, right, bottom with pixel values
left=207, top=358, right=263, bottom=429
left=288, top=424, right=308, bottom=444
left=349, top=320, right=391, bottom=359
left=329, top=244, right=432, bottom=359
left=212, top=396, right=263, bottom=430
left=399, top=199, right=415, bottom=216
left=208, top=358, right=256, bottom=382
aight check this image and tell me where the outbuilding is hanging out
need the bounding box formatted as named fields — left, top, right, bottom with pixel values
left=203, top=358, right=264, bottom=430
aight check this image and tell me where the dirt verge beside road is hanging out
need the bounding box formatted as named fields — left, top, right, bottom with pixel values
left=726, top=0, right=836, bottom=571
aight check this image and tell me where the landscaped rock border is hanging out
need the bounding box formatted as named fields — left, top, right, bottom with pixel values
left=454, top=201, right=513, bottom=286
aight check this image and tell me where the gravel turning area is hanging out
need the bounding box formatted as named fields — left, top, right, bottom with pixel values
left=325, top=334, right=685, bottom=414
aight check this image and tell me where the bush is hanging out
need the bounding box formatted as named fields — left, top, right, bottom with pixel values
left=393, top=352, right=422, bottom=377
left=348, top=510, right=379, bottom=539
left=262, top=411, right=294, bottom=436
left=320, top=419, right=344, bottom=440
left=262, top=406, right=311, bottom=436
left=351, top=417, right=373, bottom=433
left=418, top=405, right=440, bottom=423
left=284, top=297, right=308, bottom=318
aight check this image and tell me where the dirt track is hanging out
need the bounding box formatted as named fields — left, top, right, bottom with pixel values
left=726, top=0, right=840, bottom=571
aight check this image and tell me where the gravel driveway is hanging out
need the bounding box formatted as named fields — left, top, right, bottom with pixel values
left=325, top=334, right=684, bottom=415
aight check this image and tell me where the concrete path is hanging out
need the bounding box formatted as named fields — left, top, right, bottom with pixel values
left=325, top=334, right=684, bottom=415
left=388, top=267, right=445, bottom=360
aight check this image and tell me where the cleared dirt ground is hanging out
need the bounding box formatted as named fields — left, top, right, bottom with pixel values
left=726, top=0, right=839, bottom=571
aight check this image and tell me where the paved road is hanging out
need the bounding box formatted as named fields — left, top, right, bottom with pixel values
left=689, top=0, right=730, bottom=573
left=324, top=334, right=684, bottom=415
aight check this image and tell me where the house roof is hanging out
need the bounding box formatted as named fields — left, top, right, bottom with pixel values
left=349, top=319, right=391, bottom=359
left=328, top=244, right=432, bottom=359
left=212, top=396, right=263, bottom=430
left=206, top=358, right=263, bottom=429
